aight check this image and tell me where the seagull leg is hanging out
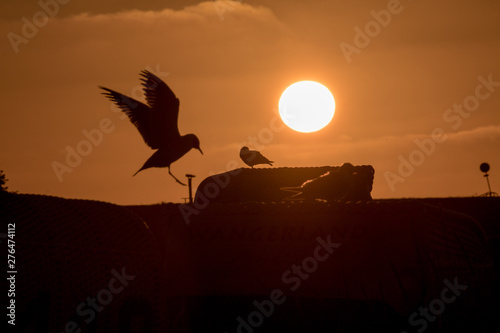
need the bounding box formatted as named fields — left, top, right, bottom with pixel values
left=169, top=167, right=187, bottom=186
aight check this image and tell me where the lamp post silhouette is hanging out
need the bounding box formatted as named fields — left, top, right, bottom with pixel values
left=186, top=174, right=196, bottom=203
left=479, top=163, right=498, bottom=197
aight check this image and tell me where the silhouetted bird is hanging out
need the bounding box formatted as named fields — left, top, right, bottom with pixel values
left=240, top=146, right=273, bottom=168
left=100, top=70, right=202, bottom=186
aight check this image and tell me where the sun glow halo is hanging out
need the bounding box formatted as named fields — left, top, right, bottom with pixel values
left=279, top=81, right=336, bottom=133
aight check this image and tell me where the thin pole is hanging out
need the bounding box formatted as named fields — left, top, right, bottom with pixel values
left=186, top=174, right=195, bottom=204
left=188, top=178, right=193, bottom=203
left=485, top=173, right=492, bottom=196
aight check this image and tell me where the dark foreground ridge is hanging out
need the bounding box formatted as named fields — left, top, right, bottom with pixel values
left=2, top=190, right=499, bottom=332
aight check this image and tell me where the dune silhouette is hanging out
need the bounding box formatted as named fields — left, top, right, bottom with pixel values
left=100, top=70, right=202, bottom=185
left=240, top=146, right=273, bottom=168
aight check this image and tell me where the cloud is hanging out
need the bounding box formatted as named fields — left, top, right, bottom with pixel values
left=0, top=0, right=209, bottom=21
left=70, top=1, right=280, bottom=24
left=2, top=1, right=290, bottom=84
left=445, top=125, right=500, bottom=143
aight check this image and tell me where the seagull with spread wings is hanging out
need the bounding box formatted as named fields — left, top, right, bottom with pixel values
left=99, top=70, right=202, bottom=186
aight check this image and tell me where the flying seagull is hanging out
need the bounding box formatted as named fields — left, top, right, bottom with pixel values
left=240, top=146, right=273, bottom=168
left=99, top=70, right=202, bottom=186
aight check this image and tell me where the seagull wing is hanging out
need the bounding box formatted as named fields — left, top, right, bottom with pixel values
left=254, top=151, right=274, bottom=165
left=139, top=70, right=180, bottom=141
left=99, top=87, right=160, bottom=149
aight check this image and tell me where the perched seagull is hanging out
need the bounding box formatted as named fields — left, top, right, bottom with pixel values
left=99, top=70, right=202, bottom=186
left=240, top=146, right=274, bottom=168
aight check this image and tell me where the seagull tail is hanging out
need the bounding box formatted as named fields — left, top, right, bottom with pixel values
left=133, top=167, right=143, bottom=177
left=133, top=151, right=159, bottom=176
left=133, top=161, right=149, bottom=176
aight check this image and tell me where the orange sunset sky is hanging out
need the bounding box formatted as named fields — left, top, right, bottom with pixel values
left=1, top=0, right=499, bottom=205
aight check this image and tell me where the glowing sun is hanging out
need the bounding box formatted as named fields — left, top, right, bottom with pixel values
left=278, top=81, right=336, bottom=133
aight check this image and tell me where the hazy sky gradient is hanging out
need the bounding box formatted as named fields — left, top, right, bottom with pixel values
left=1, top=0, right=499, bottom=204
